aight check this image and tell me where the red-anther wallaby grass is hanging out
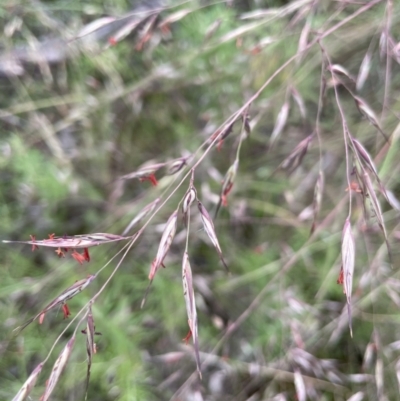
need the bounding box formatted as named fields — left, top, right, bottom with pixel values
left=2, top=0, right=400, bottom=400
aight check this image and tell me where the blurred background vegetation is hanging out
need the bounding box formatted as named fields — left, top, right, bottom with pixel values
left=1, top=0, right=400, bottom=400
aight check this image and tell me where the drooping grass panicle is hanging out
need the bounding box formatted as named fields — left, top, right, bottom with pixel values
left=341, top=218, right=355, bottom=337
left=197, top=200, right=229, bottom=273
left=14, top=275, right=96, bottom=334
left=182, top=251, right=201, bottom=378
left=41, top=336, right=75, bottom=401
left=12, top=362, right=44, bottom=401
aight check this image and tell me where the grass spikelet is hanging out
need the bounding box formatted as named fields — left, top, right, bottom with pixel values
left=3, top=233, right=126, bottom=248
left=197, top=201, right=229, bottom=273
left=210, top=121, right=235, bottom=150
left=294, top=369, right=306, bottom=401
left=167, top=156, right=190, bottom=175
left=356, top=50, right=372, bottom=91
left=353, top=96, right=389, bottom=142
left=12, top=362, right=44, bottom=401
left=351, top=136, right=393, bottom=205
left=269, top=101, right=290, bottom=148
left=310, top=171, right=324, bottom=235
left=182, top=252, right=201, bottom=378
left=120, top=162, right=166, bottom=185
left=290, top=85, right=307, bottom=119
left=215, top=159, right=239, bottom=218
left=341, top=218, right=355, bottom=337
left=148, top=210, right=178, bottom=281
left=182, top=185, right=197, bottom=227
left=84, top=307, right=96, bottom=400
left=329, top=64, right=356, bottom=82
left=14, top=275, right=96, bottom=334
left=143, top=210, right=178, bottom=308
left=362, top=171, right=391, bottom=261
left=122, top=198, right=160, bottom=236
left=278, top=134, right=313, bottom=174
left=42, top=336, right=75, bottom=401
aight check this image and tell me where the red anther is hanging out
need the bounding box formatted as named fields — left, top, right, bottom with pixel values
left=62, top=303, right=71, bottom=319
left=30, top=235, right=39, bottom=251
left=182, top=329, right=192, bottom=345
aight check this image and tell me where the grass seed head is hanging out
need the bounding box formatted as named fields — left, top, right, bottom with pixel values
left=341, top=218, right=355, bottom=337
left=42, top=336, right=75, bottom=401
left=12, top=362, right=44, bottom=401
left=149, top=210, right=178, bottom=280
